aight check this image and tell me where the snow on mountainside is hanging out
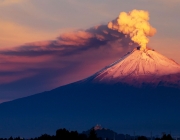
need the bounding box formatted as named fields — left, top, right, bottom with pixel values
left=84, top=47, right=180, bottom=87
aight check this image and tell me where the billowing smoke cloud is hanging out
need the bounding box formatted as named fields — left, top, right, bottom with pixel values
left=0, top=11, right=143, bottom=102
left=108, top=9, right=156, bottom=51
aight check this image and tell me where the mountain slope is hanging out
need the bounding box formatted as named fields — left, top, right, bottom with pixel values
left=0, top=48, right=180, bottom=138
left=84, top=47, right=180, bottom=88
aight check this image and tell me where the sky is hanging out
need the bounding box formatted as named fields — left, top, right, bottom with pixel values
left=0, top=0, right=180, bottom=103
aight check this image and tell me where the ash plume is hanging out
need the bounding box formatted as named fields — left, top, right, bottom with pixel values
left=1, top=10, right=154, bottom=99
left=108, top=9, right=157, bottom=51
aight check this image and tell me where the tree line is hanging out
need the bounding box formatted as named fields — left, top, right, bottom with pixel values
left=0, top=128, right=174, bottom=140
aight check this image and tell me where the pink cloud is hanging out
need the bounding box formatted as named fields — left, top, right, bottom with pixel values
left=0, top=24, right=137, bottom=101
left=57, top=30, right=93, bottom=46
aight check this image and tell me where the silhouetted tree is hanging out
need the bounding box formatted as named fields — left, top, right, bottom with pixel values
left=69, top=131, right=79, bottom=140
left=56, top=128, right=68, bottom=140
left=79, top=134, right=88, bottom=140
left=161, top=134, right=173, bottom=140
left=138, top=136, right=148, bottom=140
left=8, top=137, right=13, bottom=140
left=0, top=138, right=7, bottom=140
left=37, top=134, right=53, bottom=140
left=14, top=137, right=23, bottom=140
left=88, top=129, right=98, bottom=140
left=155, top=138, right=161, bottom=140
left=56, top=128, right=75, bottom=140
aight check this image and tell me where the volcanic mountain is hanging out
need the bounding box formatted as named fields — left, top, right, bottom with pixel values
left=84, top=47, right=180, bottom=88
left=0, top=47, right=180, bottom=138
left=85, top=48, right=180, bottom=87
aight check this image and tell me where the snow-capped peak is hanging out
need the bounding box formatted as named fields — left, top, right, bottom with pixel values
left=85, top=47, right=180, bottom=87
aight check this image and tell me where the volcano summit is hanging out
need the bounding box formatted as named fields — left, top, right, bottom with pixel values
left=0, top=47, right=180, bottom=138
left=85, top=47, right=180, bottom=88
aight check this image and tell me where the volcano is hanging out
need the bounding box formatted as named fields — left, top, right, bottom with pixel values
left=0, top=47, right=180, bottom=138
left=84, top=47, right=180, bottom=88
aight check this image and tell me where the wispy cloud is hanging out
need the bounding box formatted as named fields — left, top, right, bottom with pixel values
left=158, top=0, right=180, bottom=4
left=0, top=20, right=58, bottom=47
left=0, top=0, right=25, bottom=6
left=0, top=24, right=137, bottom=100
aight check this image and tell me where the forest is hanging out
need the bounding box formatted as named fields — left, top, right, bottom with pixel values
left=0, top=128, right=174, bottom=140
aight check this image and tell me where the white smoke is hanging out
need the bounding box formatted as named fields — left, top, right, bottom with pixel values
left=108, top=9, right=157, bottom=51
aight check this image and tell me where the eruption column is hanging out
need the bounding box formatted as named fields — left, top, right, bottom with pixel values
left=108, top=9, right=157, bottom=51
